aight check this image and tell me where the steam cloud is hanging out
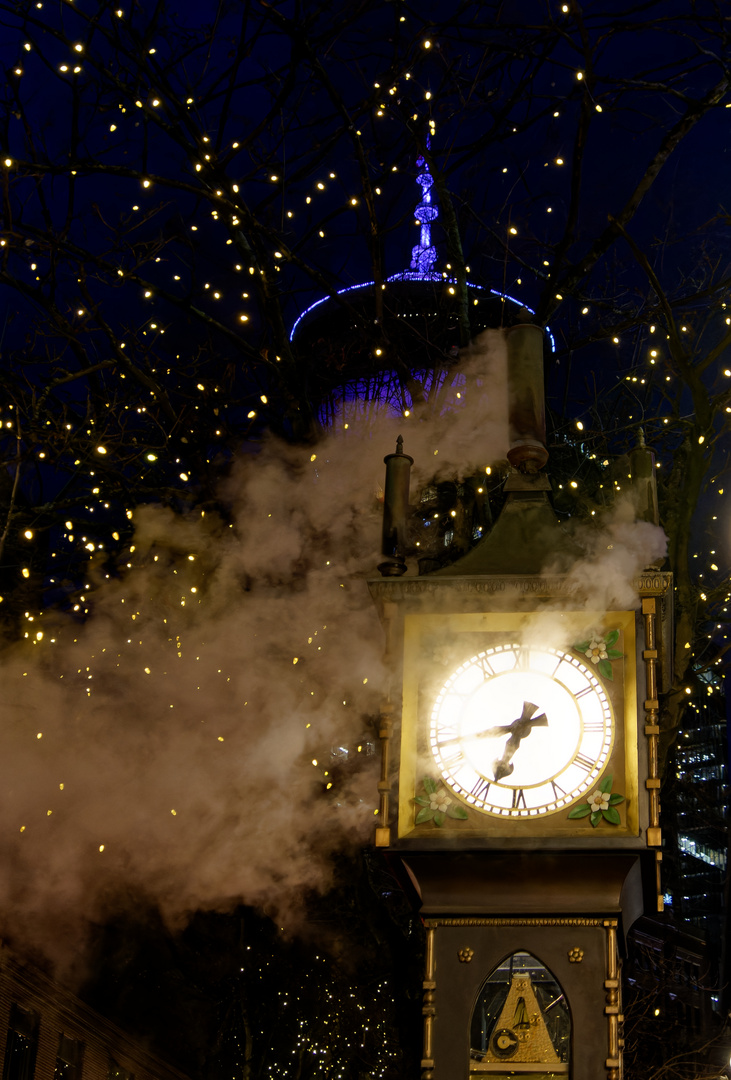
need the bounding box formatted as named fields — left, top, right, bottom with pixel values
left=0, top=330, right=665, bottom=977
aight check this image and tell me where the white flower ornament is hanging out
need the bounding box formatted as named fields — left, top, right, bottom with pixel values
left=414, top=777, right=468, bottom=827
left=568, top=774, right=625, bottom=827
left=588, top=789, right=610, bottom=812
left=585, top=638, right=608, bottom=664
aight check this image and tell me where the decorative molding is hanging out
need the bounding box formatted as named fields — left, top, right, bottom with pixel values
left=425, top=917, right=605, bottom=928
left=369, top=571, right=673, bottom=604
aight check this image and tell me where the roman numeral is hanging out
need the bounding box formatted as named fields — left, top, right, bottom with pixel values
left=511, top=788, right=526, bottom=810
left=583, top=719, right=605, bottom=732
left=441, top=748, right=465, bottom=769
left=573, top=752, right=596, bottom=773
left=471, top=777, right=491, bottom=801
left=513, top=648, right=529, bottom=671
left=479, top=656, right=495, bottom=678
left=576, top=686, right=594, bottom=699
left=550, top=780, right=566, bottom=799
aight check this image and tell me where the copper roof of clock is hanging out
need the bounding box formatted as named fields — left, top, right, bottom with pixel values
left=432, top=474, right=584, bottom=576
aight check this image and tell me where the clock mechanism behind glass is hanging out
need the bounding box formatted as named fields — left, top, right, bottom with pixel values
left=469, top=951, right=570, bottom=1077
left=429, top=643, right=614, bottom=818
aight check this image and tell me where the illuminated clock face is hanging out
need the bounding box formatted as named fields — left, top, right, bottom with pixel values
left=429, top=643, right=613, bottom=817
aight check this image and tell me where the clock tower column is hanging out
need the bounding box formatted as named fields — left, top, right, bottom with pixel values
left=369, top=323, right=670, bottom=1080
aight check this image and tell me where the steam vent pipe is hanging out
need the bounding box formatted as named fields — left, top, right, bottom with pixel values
left=506, top=323, right=549, bottom=474
left=630, top=433, right=660, bottom=527
left=378, top=435, right=413, bottom=577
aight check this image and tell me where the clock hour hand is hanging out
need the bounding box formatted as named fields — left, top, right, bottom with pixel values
left=491, top=701, right=548, bottom=782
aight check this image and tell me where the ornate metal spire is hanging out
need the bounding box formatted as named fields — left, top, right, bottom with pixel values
left=409, top=140, right=440, bottom=277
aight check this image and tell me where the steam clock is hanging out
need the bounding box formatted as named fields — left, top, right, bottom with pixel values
left=369, top=323, right=672, bottom=1079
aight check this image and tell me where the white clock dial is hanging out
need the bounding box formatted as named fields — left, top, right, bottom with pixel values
left=428, top=643, right=613, bottom=817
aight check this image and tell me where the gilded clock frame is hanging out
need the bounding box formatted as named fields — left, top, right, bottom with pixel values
left=398, top=609, right=639, bottom=841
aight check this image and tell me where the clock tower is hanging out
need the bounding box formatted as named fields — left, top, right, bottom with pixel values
left=369, top=322, right=671, bottom=1080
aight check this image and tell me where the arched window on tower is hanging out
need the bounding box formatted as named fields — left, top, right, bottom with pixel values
left=469, top=951, right=571, bottom=1077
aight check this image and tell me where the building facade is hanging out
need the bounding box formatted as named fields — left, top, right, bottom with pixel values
left=0, top=943, right=189, bottom=1080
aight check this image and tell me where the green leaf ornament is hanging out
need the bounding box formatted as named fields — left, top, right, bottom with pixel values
left=598, top=658, right=613, bottom=680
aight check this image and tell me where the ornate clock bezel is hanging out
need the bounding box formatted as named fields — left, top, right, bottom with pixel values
left=398, top=609, right=639, bottom=841
left=429, top=642, right=614, bottom=817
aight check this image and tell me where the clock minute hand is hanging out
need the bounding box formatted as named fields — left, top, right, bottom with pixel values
left=492, top=701, right=548, bottom=782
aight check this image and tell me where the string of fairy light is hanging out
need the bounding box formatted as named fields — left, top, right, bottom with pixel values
left=1, top=0, right=729, bottom=835
left=220, top=946, right=403, bottom=1078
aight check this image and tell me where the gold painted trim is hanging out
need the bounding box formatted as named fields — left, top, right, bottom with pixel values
left=399, top=610, right=638, bottom=839
left=421, top=924, right=436, bottom=1080
left=642, top=598, right=661, bottom=853
left=375, top=603, right=399, bottom=846
left=425, top=917, right=605, bottom=928
left=603, top=919, right=623, bottom=1079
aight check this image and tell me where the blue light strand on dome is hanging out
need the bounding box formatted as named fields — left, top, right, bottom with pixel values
left=290, top=280, right=555, bottom=352
left=289, top=281, right=376, bottom=340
